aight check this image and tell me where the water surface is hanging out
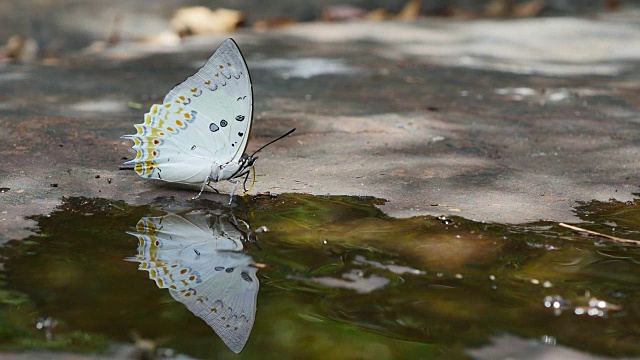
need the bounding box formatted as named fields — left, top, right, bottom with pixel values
left=1, top=194, right=639, bottom=359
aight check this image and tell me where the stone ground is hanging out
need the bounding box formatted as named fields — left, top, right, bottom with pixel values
left=1, top=6, right=640, bottom=242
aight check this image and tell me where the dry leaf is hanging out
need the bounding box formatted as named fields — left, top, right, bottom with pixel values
left=170, top=6, right=245, bottom=36
left=484, top=0, right=513, bottom=17
left=513, top=0, right=546, bottom=18
left=364, top=8, right=392, bottom=21
left=6, top=35, right=39, bottom=63
left=321, top=4, right=367, bottom=21
left=606, top=0, right=621, bottom=11
left=253, top=17, right=297, bottom=33
left=397, top=0, right=422, bottom=21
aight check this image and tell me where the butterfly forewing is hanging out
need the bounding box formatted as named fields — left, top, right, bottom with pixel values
left=123, top=39, right=253, bottom=184
left=164, top=39, right=253, bottom=163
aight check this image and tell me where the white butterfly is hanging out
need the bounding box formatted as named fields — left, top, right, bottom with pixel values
left=121, top=38, right=293, bottom=201
left=126, top=210, right=259, bottom=353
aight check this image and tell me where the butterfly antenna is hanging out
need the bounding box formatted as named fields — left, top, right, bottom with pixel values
left=250, top=128, right=296, bottom=157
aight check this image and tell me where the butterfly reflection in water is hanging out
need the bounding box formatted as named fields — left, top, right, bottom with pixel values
left=126, top=209, right=260, bottom=353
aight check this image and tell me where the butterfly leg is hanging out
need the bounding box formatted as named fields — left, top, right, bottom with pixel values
left=228, top=179, right=240, bottom=204
left=242, top=170, right=251, bottom=192
left=192, top=176, right=211, bottom=200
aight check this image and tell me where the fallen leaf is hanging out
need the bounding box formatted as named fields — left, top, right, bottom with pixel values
left=513, top=0, right=546, bottom=18
left=170, top=7, right=245, bottom=36
left=6, top=35, right=39, bottom=63
left=253, top=17, right=297, bottom=33
left=321, top=4, right=367, bottom=21
left=365, top=8, right=392, bottom=21
left=397, top=0, right=422, bottom=21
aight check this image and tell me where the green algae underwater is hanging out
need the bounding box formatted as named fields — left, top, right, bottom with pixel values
left=0, top=193, right=640, bottom=359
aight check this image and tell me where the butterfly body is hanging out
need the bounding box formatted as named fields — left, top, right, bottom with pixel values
left=122, top=39, right=255, bottom=197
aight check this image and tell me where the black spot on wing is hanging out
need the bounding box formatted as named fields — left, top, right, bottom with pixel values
left=241, top=271, right=253, bottom=282
left=209, top=123, right=219, bottom=132
left=235, top=115, right=245, bottom=122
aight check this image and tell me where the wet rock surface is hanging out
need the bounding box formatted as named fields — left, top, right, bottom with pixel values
left=1, top=5, right=640, bottom=241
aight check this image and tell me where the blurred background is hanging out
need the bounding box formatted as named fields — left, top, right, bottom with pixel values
left=0, top=0, right=633, bottom=63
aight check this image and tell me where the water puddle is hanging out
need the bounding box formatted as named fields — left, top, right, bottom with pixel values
left=0, top=194, right=639, bottom=359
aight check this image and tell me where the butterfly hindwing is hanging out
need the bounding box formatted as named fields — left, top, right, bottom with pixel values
left=171, top=252, right=258, bottom=354
left=123, top=39, right=253, bottom=184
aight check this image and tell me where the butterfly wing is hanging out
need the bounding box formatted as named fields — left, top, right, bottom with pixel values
left=127, top=212, right=259, bottom=353
left=170, top=252, right=259, bottom=354
left=122, top=39, right=253, bottom=184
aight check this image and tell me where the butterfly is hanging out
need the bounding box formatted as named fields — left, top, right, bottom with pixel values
left=126, top=209, right=260, bottom=353
left=121, top=38, right=294, bottom=202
